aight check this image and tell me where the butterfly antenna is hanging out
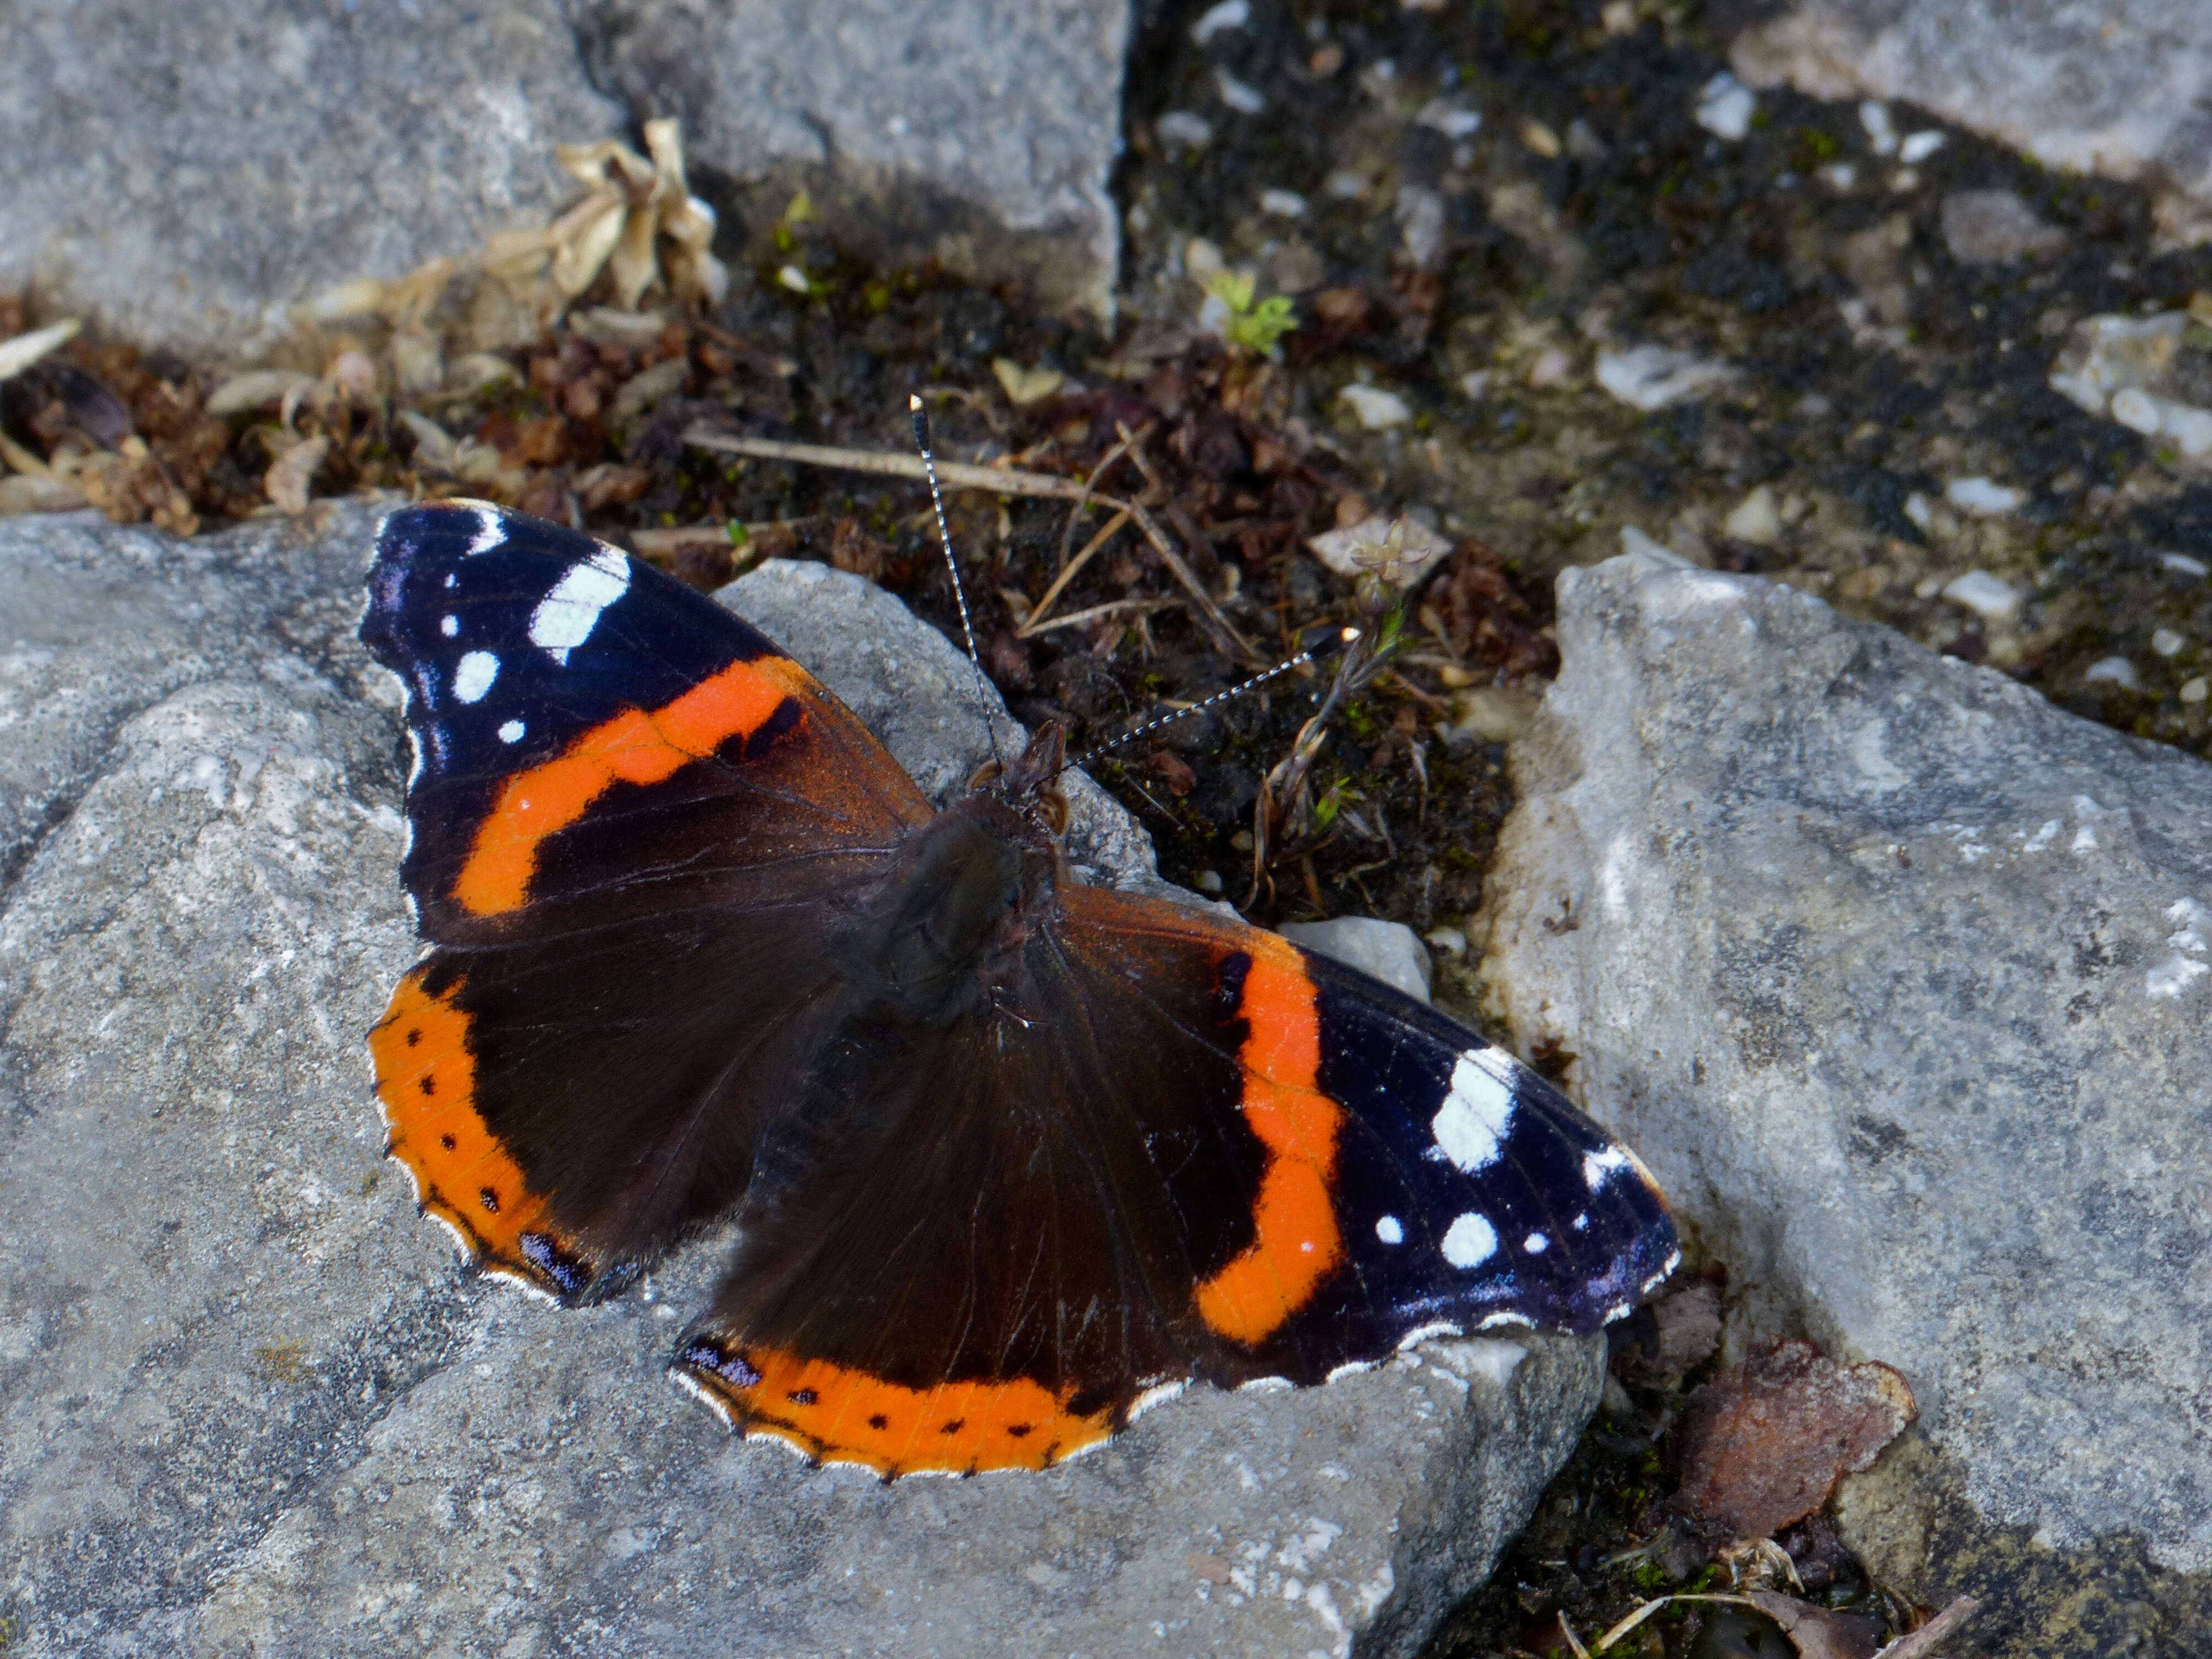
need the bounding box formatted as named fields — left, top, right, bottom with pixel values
left=910, top=394, right=1003, bottom=773
left=1062, top=625, right=1361, bottom=776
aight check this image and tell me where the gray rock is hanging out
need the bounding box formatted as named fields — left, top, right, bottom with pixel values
left=588, top=0, right=1133, bottom=321
left=0, top=506, right=1601, bottom=1656
left=1938, top=189, right=2070, bottom=265
left=1, top=0, right=1131, bottom=355
left=1477, top=550, right=2212, bottom=1571
left=1280, top=917, right=1434, bottom=1005
left=0, top=0, right=624, bottom=356
left=1730, top=1, right=2212, bottom=210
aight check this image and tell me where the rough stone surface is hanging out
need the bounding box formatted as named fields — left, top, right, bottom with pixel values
left=1478, top=550, right=2212, bottom=1572
left=1280, top=917, right=1435, bottom=1006
left=0, top=0, right=625, bottom=355
left=1730, top=1, right=2212, bottom=211
left=0, top=507, right=1600, bottom=1656
left=591, top=0, right=1131, bottom=320
left=1, top=0, right=1131, bottom=354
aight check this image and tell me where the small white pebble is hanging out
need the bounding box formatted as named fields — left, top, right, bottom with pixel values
left=1941, top=570, right=2021, bottom=623
left=1459, top=370, right=1493, bottom=400
left=2162, top=401, right=2212, bottom=458
left=1156, top=111, right=1213, bottom=150
left=2084, top=656, right=2139, bottom=689
left=2180, top=676, right=2208, bottom=704
left=2111, top=387, right=2162, bottom=435
left=2163, top=552, right=2209, bottom=579
left=1416, top=100, right=1482, bottom=140
left=1723, top=484, right=1781, bottom=546
left=777, top=265, right=810, bottom=295
left=1338, top=384, right=1412, bottom=429
left=1324, top=169, right=1370, bottom=200
left=1425, top=926, right=1468, bottom=956
left=2153, top=628, right=2186, bottom=658
left=1859, top=101, right=1897, bottom=156
left=1945, top=477, right=2022, bottom=515
left=1190, top=0, right=1248, bottom=43
left=1594, top=345, right=1735, bottom=411
left=1819, top=163, right=1858, bottom=191
left=1903, top=492, right=1934, bottom=530
left=1899, top=131, right=1947, bottom=164
left=1526, top=347, right=1573, bottom=389
left=1259, top=188, right=1308, bottom=218
left=1694, top=72, right=1755, bottom=142
left=1217, top=70, right=1266, bottom=114
left=1194, top=869, right=1226, bottom=896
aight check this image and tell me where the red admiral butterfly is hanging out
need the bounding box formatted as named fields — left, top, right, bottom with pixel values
left=362, top=498, right=1677, bottom=1479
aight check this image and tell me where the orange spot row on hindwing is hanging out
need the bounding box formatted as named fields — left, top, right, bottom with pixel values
left=1193, top=931, right=1346, bottom=1345
left=453, top=655, right=814, bottom=916
left=369, top=967, right=567, bottom=1285
left=679, top=1345, right=1119, bottom=1477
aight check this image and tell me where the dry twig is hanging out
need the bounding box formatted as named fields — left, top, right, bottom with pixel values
left=686, top=422, right=1260, bottom=663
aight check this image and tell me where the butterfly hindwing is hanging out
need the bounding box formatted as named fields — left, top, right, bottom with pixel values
left=670, top=883, right=1677, bottom=1475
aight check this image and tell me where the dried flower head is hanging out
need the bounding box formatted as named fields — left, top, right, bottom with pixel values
left=542, top=119, right=728, bottom=312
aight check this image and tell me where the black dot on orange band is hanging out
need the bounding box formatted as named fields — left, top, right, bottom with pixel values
left=405, top=1028, right=421, bottom=1047
left=440, top=1134, right=456, bottom=1150
left=418, top=1075, right=435, bottom=1096
left=479, top=1187, right=499, bottom=1214
left=788, top=1389, right=817, bottom=1406
left=1006, top=1423, right=1031, bottom=1438
left=940, top=1419, right=964, bottom=1434
left=867, top=1413, right=889, bottom=1431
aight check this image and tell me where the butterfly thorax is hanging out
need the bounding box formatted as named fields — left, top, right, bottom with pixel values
left=838, top=784, right=1061, bottom=1030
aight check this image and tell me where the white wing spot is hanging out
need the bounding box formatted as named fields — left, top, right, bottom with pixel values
left=1432, top=1049, right=1518, bottom=1172
left=453, top=651, right=499, bottom=705
left=529, top=548, right=630, bottom=665
left=1572, top=1212, right=1589, bottom=1232
left=1524, top=1231, right=1548, bottom=1254
left=1583, top=1146, right=1631, bottom=1191
left=1441, top=1212, right=1498, bottom=1269
left=466, top=508, right=507, bottom=556
left=497, top=719, right=526, bottom=744
left=441, top=614, right=460, bottom=638
left=1375, top=1215, right=1404, bottom=1245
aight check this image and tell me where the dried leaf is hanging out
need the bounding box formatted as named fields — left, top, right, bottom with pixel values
left=397, top=410, right=460, bottom=472
left=552, top=195, right=629, bottom=298
left=0, top=319, right=82, bottom=382
left=1741, top=1591, right=1880, bottom=1659
left=264, top=435, right=330, bottom=515
left=609, top=358, right=689, bottom=424
left=0, top=473, right=88, bottom=515
left=994, top=358, right=1067, bottom=406
left=1673, top=1340, right=1917, bottom=1540
left=207, top=370, right=315, bottom=417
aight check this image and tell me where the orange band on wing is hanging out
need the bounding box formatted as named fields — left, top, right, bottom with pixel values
left=1194, top=932, right=1345, bottom=1345
left=452, top=654, right=815, bottom=916
left=369, top=967, right=570, bottom=1287
left=678, top=1345, right=1119, bottom=1477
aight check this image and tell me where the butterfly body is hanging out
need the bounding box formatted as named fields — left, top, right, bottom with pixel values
left=363, top=500, right=1678, bottom=1479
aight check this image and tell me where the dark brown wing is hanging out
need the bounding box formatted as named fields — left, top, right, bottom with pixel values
left=670, top=886, right=1677, bottom=1476
left=363, top=503, right=930, bottom=1296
